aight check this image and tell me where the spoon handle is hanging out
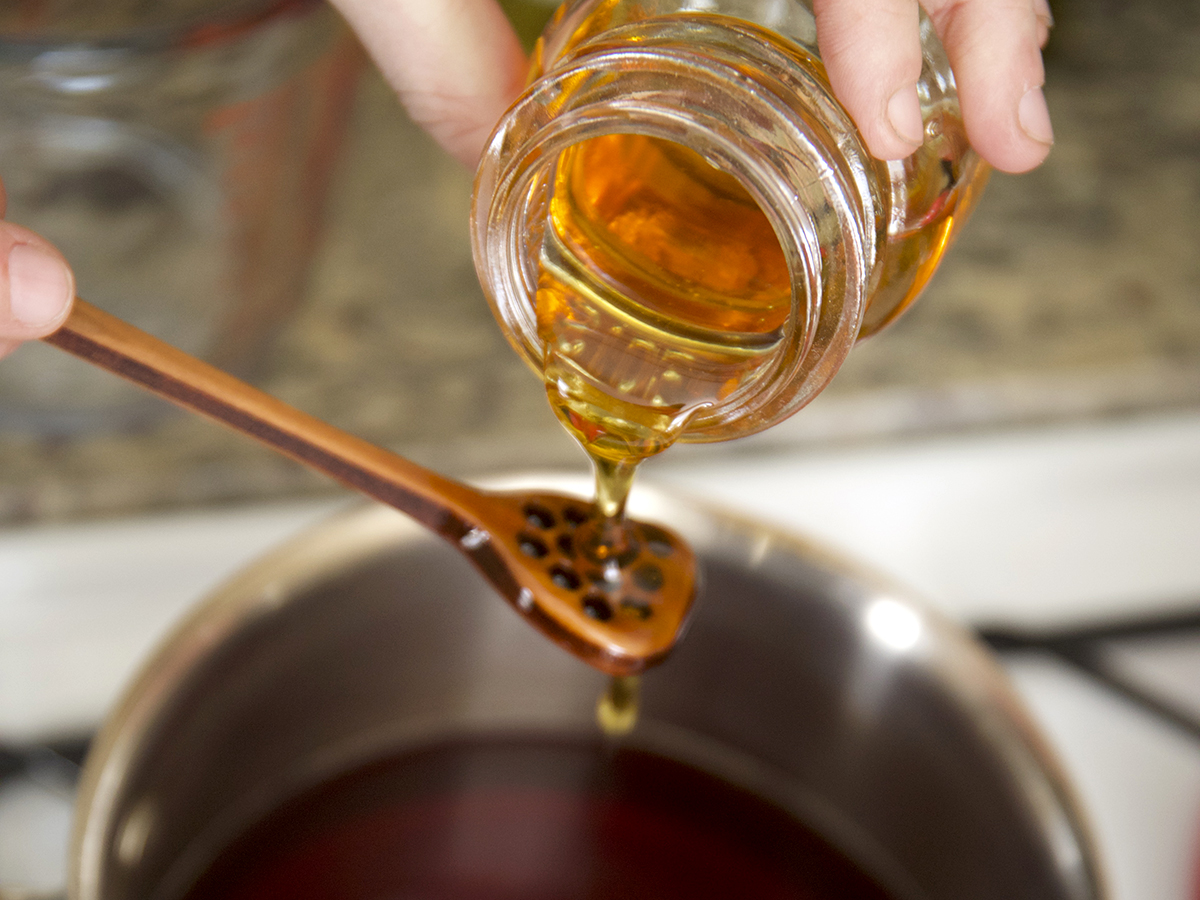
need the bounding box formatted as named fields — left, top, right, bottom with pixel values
left=45, top=299, right=478, bottom=533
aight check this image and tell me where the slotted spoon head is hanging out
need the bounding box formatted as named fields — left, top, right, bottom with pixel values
left=41, top=302, right=699, bottom=676
left=456, top=491, right=699, bottom=675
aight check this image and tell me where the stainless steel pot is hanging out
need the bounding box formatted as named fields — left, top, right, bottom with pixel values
left=70, top=476, right=1106, bottom=900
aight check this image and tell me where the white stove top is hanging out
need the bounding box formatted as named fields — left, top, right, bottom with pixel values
left=4, top=410, right=1200, bottom=900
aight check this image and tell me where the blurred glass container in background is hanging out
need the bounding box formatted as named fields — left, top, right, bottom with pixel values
left=0, top=0, right=360, bottom=433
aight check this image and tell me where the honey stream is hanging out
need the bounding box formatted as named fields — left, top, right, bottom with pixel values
left=531, top=18, right=970, bottom=731
left=536, top=133, right=791, bottom=733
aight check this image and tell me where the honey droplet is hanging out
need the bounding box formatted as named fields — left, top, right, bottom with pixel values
left=596, top=674, right=640, bottom=736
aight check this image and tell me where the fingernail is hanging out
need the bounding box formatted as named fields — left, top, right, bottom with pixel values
left=7, top=242, right=72, bottom=327
left=1018, top=86, right=1055, bottom=146
left=887, top=86, right=925, bottom=147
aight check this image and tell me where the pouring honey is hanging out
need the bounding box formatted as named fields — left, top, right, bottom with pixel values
left=473, top=0, right=988, bottom=725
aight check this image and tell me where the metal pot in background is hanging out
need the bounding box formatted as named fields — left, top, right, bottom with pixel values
left=69, top=477, right=1107, bottom=900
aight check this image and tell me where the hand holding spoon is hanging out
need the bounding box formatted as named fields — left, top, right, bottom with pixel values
left=44, top=299, right=697, bottom=676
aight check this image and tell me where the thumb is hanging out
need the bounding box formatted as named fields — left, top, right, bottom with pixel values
left=814, top=0, right=926, bottom=161
left=1, top=222, right=75, bottom=353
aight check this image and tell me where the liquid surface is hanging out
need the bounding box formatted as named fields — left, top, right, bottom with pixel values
left=538, top=132, right=790, bottom=469
left=181, top=739, right=895, bottom=900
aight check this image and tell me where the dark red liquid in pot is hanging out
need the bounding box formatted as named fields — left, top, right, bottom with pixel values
left=182, top=739, right=892, bottom=900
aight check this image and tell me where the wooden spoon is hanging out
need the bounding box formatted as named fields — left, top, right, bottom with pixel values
left=44, top=299, right=698, bottom=676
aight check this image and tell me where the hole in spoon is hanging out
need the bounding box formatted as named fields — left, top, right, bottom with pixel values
left=562, top=505, right=589, bottom=527
left=517, top=533, right=549, bottom=559
left=523, top=503, right=556, bottom=529
left=549, top=563, right=582, bottom=591
left=640, top=524, right=675, bottom=559
left=582, top=593, right=614, bottom=621
left=633, top=563, right=664, bottom=591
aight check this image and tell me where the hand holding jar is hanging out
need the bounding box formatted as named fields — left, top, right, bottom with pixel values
left=1, top=0, right=1053, bottom=356
left=327, top=0, right=1053, bottom=171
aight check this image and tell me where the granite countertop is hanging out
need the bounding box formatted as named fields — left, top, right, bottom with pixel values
left=0, top=0, right=1197, bottom=526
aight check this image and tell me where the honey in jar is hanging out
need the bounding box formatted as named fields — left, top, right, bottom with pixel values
left=474, top=1, right=987, bottom=522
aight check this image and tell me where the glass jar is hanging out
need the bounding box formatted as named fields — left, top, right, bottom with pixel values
left=472, top=0, right=988, bottom=457
left=0, top=0, right=360, bottom=433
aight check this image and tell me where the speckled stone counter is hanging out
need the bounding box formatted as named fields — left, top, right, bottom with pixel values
left=0, top=0, right=1197, bottom=525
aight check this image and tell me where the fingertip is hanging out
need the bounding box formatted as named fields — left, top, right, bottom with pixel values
left=960, top=82, right=1053, bottom=174
left=926, top=0, right=1052, bottom=173
left=3, top=229, right=75, bottom=336
left=991, top=136, right=1053, bottom=175
left=854, top=85, right=924, bottom=162
left=814, top=0, right=925, bottom=161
